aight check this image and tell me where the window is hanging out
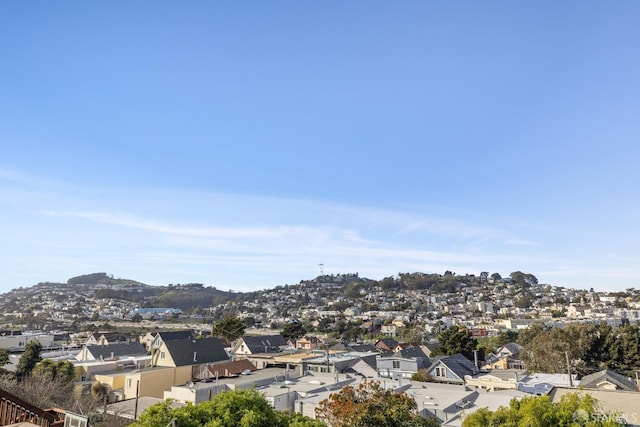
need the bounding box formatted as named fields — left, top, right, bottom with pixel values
left=64, top=412, right=88, bottom=427
left=160, top=351, right=165, bottom=360
left=392, top=361, right=400, bottom=369
left=434, top=367, right=446, bottom=377
left=126, top=379, right=132, bottom=388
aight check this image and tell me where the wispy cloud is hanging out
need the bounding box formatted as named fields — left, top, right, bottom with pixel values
left=0, top=167, right=75, bottom=192
left=504, top=239, right=542, bottom=247
left=2, top=169, right=630, bottom=291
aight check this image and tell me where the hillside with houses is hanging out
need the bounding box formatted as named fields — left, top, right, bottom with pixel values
left=0, top=271, right=640, bottom=426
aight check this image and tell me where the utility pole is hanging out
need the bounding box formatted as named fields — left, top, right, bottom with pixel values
left=134, top=380, right=140, bottom=420
left=565, top=351, right=574, bottom=387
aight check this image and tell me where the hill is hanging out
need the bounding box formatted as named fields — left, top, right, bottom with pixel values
left=0, top=273, right=241, bottom=313
left=67, top=272, right=144, bottom=287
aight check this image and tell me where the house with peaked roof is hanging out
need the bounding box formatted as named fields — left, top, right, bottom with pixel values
left=76, top=342, right=148, bottom=362
left=151, top=330, right=195, bottom=351
left=393, top=342, right=413, bottom=352
left=296, top=336, right=321, bottom=351
left=153, top=337, right=230, bottom=386
left=344, top=354, right=378, bottom=378
left=579, top=369, right=639, bottom=392
left=377, top=346, right=431, bottom=379
left=233, top=335, right=287, bottom=355
left=139, top=332, right=157, bottom=351
left=140, top=330, right=195, bottom=351
left=85, top=332, right=130, bottom=346
left=482, top=342, right=524, bottom=370
left=101, top=337, right=230, bottom=401
left=426, top=353, right=477, bottom=385
left=345, top=343, right=378, bottom=353
left=380, top=324, right=401, bottom=337
left=374, top=338, right=398, bottom=352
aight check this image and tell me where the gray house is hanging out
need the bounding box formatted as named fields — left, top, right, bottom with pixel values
left=425, top=353, right=477, bottom=384
left=233, top=335, right=288, bottom=355
left=579, top=369, right=639, bottom=392
left=76, top=342, right=148, bottom=361
left=377, top=346, right=431, bottom=379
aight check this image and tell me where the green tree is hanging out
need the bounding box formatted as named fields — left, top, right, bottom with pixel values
left=434, top=326, right=477, bottom=360
left=462, top=393, right=622, bottom=427
left=515, top=292, right=534, bottom=308
left=16, top=340, right=42, bottom=379
left=401, top=325, right=425, bottom=345
left=212, top=315, right=246, bottom=342
left=516, top=322, right=546, bottom=348
left=618, top=325, right=640, bottom=374
left=521, top=324, right=587, bottom=374
left=33, top=359, right=76, bottom=383
left=516, top=322, right=640, bottom=376
left=496, top=330, right=518, bottom=346
left=0, top=348, right=10, bottom=368
left=341, top=322, right=363, bottom=342
left=317, top=317, right=333, bottom=333
left=380, top=276, right=399, bottom=291
left=315, top=379, right=439, bottom=427
left=132, top=388, right=324, bottom=427
left=32, top=358, right=57, bottom=380
left=510, top=271, right=538, bottom=287
left=411, top=369, right=431, bottom=382
left=344, top=283, right=364, bottom=298
left=281, top=321, right=307, bottom=341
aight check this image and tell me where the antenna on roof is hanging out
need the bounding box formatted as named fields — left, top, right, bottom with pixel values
left=318, top=263, right=324, bottom=276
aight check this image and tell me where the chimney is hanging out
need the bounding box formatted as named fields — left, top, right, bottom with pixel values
left=193, top=352, right=197, bottom=362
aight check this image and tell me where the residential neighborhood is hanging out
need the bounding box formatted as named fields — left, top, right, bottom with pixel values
left=0, top=272, right=639, bottom=425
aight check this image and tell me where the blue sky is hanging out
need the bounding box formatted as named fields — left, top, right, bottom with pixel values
left=2, top=1, right=640, bottom=292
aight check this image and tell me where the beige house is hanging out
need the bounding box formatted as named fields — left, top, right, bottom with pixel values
left=139, top=332, right=156, bottom=351
left=75, top=355, right=150, bottom=382
left=465, top=370, right=527, bottom=391
left=566, top=305, right=591, bottom=318
left=153, top=337, right=230, bottom=383
left=85, top=332, right=131, bottom=346
left=141, top=330, right=195, bottom=351
left=122, top=367, right=178, bottom=399
left=95, top=366, right=177, bottom=401
left=94, top=337, right=229, bottom=401
left=482, top=343, right=524, bottom=370
left=296, top=336, right=321, bottom=351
